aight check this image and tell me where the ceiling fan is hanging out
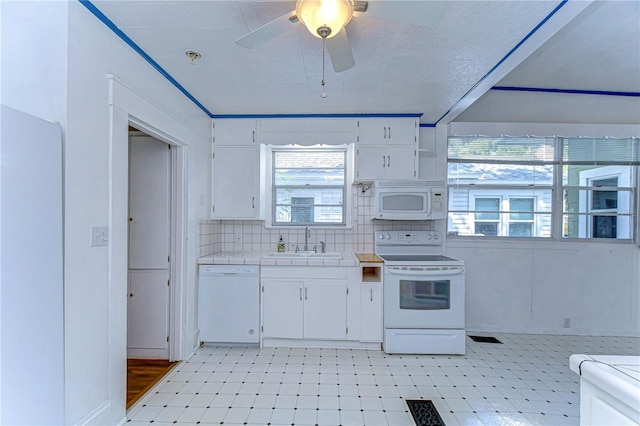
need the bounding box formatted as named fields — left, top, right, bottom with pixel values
left=235, top=0, right=445, bottom=73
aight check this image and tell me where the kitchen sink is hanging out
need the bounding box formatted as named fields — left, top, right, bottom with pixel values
left=264, top=251, right=343, bottom=260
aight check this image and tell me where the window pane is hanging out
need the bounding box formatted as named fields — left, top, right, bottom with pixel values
left=510, top=198, right=534, bottom=220
left=509, top=223, right=532, bottom=237
left=563, top=164, right=634, bottom=186
left=475, top=198, right=499, bottom=220
left=272, top=149, right=347, bottom=226
left=563, top=138, right=639, bottom=163
left=475, top=223, right=498, bottom=236
left=448, top=136, right=555, bottom=162
left=449, top=163, right=553, bottom=186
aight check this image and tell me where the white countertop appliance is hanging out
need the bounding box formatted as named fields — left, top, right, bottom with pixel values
left=198, top=265, right=259, bottom=344
left=375, top=230, right=465, bottom=355
left=372, top=180, right=447, bottom=220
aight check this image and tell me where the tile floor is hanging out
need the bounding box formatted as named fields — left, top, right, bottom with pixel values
left=126, top=333, right=639, bottom=425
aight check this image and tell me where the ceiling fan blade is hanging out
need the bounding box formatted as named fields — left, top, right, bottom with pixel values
left=235, top=10, right=297, bottom=48
left=326, top=28, right=355, bottom=73
left=360, top=1, right=445, bottom=26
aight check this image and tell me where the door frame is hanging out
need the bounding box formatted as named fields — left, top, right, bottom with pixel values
left=108, top=76, right=193, bottom=368
left=127, top=119, right=185, bottom=362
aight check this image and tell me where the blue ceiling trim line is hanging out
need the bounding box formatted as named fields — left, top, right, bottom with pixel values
left=78, top=0, right=214, bottom=118
left=211, top=113, right=423, bottom=119
left=492, top=86, right=640, bottom=97
left=419, top=123, right=436, bottom=128
left=434, top=0, right=568, bottom=126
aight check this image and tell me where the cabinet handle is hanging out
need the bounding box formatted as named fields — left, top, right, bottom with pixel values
left=382, top=155, right=386, bottom=168
left=252, top=196, right=255, bottom=208
left=388, top=126, right=391, bottom=139
left=383, top=126, right=387, bottom=139
left=299, top=287, right=303, bottom=301
left=370, top=288, right=373, bottom=302
left=252, top=130, right=255, bottom=143
left=387, top=155, right=391, bottom=167
left=304, top=287, right=308, bottom=300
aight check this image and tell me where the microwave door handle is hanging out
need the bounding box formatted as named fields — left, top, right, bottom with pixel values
left=386, top=267, right=464, bottom=276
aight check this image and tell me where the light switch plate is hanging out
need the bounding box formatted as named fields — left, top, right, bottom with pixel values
left=91, top=226, right=109, bottom=247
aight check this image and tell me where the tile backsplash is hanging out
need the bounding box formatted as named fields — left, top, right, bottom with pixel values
left=199, top=188, right=434, bottom=256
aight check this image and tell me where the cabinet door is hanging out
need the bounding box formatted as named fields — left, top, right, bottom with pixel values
left=262, top=280, right=303, bottom=339
left=359, top=283, right=383, bottom=342
left=357, top=119, right=388, bottom=145
left=303, top=281, right=347, bottom=340
left=385, top=145, right=416, bottom=180
left=356, top=145, right=387, bottom=181
left=358, top=118, right=417, bottom=146
left=385, top=118, right=417, bottom=145
left=214, top=119, right=256, bottom=146
left=213, top=145, right=259, bottom=218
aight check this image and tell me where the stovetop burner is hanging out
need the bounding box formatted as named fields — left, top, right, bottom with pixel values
left=374, top=230, right=464, bottom=266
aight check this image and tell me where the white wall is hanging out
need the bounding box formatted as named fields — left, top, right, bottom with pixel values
left=3, top=1, right=211, bottom=424
left=445, top=122, right=640, bottom=337
left=448, top=240, right=639, bottom=336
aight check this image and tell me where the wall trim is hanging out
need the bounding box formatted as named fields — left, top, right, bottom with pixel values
left=492, top=86, right=640, bottom=98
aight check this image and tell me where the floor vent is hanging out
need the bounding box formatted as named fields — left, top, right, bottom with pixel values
left=469, top=335, right=503, bottom=344
left=406, top=399, right=446, bottom=426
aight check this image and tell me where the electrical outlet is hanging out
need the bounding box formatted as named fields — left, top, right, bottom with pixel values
left=91, top=226, right=109, bottom=247
left=235, top=235, right=242, bottom=244
left=563, top=317, right=571, bottom=328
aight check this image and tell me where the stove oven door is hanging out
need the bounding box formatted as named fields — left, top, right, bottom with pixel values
left=383, top=266, right=465, bottom=329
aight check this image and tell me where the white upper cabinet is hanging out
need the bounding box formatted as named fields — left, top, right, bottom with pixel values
left=355, top=118, right=419, bottom=181
left=212, top=119, right=261, bottom=219
left=357, top=118, right=418, bottom=146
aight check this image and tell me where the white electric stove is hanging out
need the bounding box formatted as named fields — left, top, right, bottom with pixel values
left=375, top=230, right=466, bottom=355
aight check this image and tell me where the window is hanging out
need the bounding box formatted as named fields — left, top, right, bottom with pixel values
left=271, top=148, right=347, bottom=226
left=562, top=138, right=636, bottom=240
left=448, top=136, right=639, bottom=241
left=474, top=197, right=500, bottom=236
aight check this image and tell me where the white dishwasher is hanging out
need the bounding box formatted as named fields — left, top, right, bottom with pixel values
left=198, top=265, right=259, bottom=344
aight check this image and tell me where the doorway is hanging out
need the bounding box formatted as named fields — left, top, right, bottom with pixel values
left=127, top=130, right=172, bottom=359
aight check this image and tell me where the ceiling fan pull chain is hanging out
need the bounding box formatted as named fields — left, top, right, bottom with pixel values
left=321, top=35, right=327, bottom=98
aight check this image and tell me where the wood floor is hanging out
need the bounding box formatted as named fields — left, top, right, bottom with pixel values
left=127, top=359, right=179, bottom=409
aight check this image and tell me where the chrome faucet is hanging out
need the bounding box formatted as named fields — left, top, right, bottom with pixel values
left=304, top=226, right=311, bottom=251
left=320, top=241, right=326, bottom=253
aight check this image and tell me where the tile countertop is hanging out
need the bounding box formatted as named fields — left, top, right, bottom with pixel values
left=198, top=251, right=363, bottom=267
left=569, top=354, right=640, bottom=422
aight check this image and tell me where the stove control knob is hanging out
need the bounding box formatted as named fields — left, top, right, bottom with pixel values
left=426, top=233, right=432, bottom=240
left=385, top=233, right=391, bottom=240
left=378, top=233, right=385, bottom=240
left=433, top=233, right=439, bottom=240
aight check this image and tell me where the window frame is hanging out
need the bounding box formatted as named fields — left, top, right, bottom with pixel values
left=265, top=144, right=353, bottom=229
left=447, top=136, right=638, bottom=243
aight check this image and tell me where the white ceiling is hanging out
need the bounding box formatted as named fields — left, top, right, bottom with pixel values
left=91, top=0, right=640, bottom=125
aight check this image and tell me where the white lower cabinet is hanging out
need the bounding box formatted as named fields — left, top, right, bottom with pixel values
left=261, top=266, right=361, bottom=343
left=359, top=282, right=382, bottom=342
left=358, top=264, right=383, bottom=343
left=262, top=279, right=347, bottom=340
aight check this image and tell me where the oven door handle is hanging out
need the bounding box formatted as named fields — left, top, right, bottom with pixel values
left=385, top=267, right=464, bottom=276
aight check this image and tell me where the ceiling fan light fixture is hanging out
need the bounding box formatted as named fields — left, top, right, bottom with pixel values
left=296, top=0, right=353, bottom=39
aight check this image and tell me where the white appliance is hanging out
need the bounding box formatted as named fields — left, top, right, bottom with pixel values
left=198, top=265, right=260, bottom=344
left=375, top=230, right=465, bottom=355
left=372, top=180, right=447, bottom=220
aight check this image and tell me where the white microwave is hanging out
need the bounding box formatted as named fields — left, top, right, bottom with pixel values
left=372, top=180, right=447, bottom=220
